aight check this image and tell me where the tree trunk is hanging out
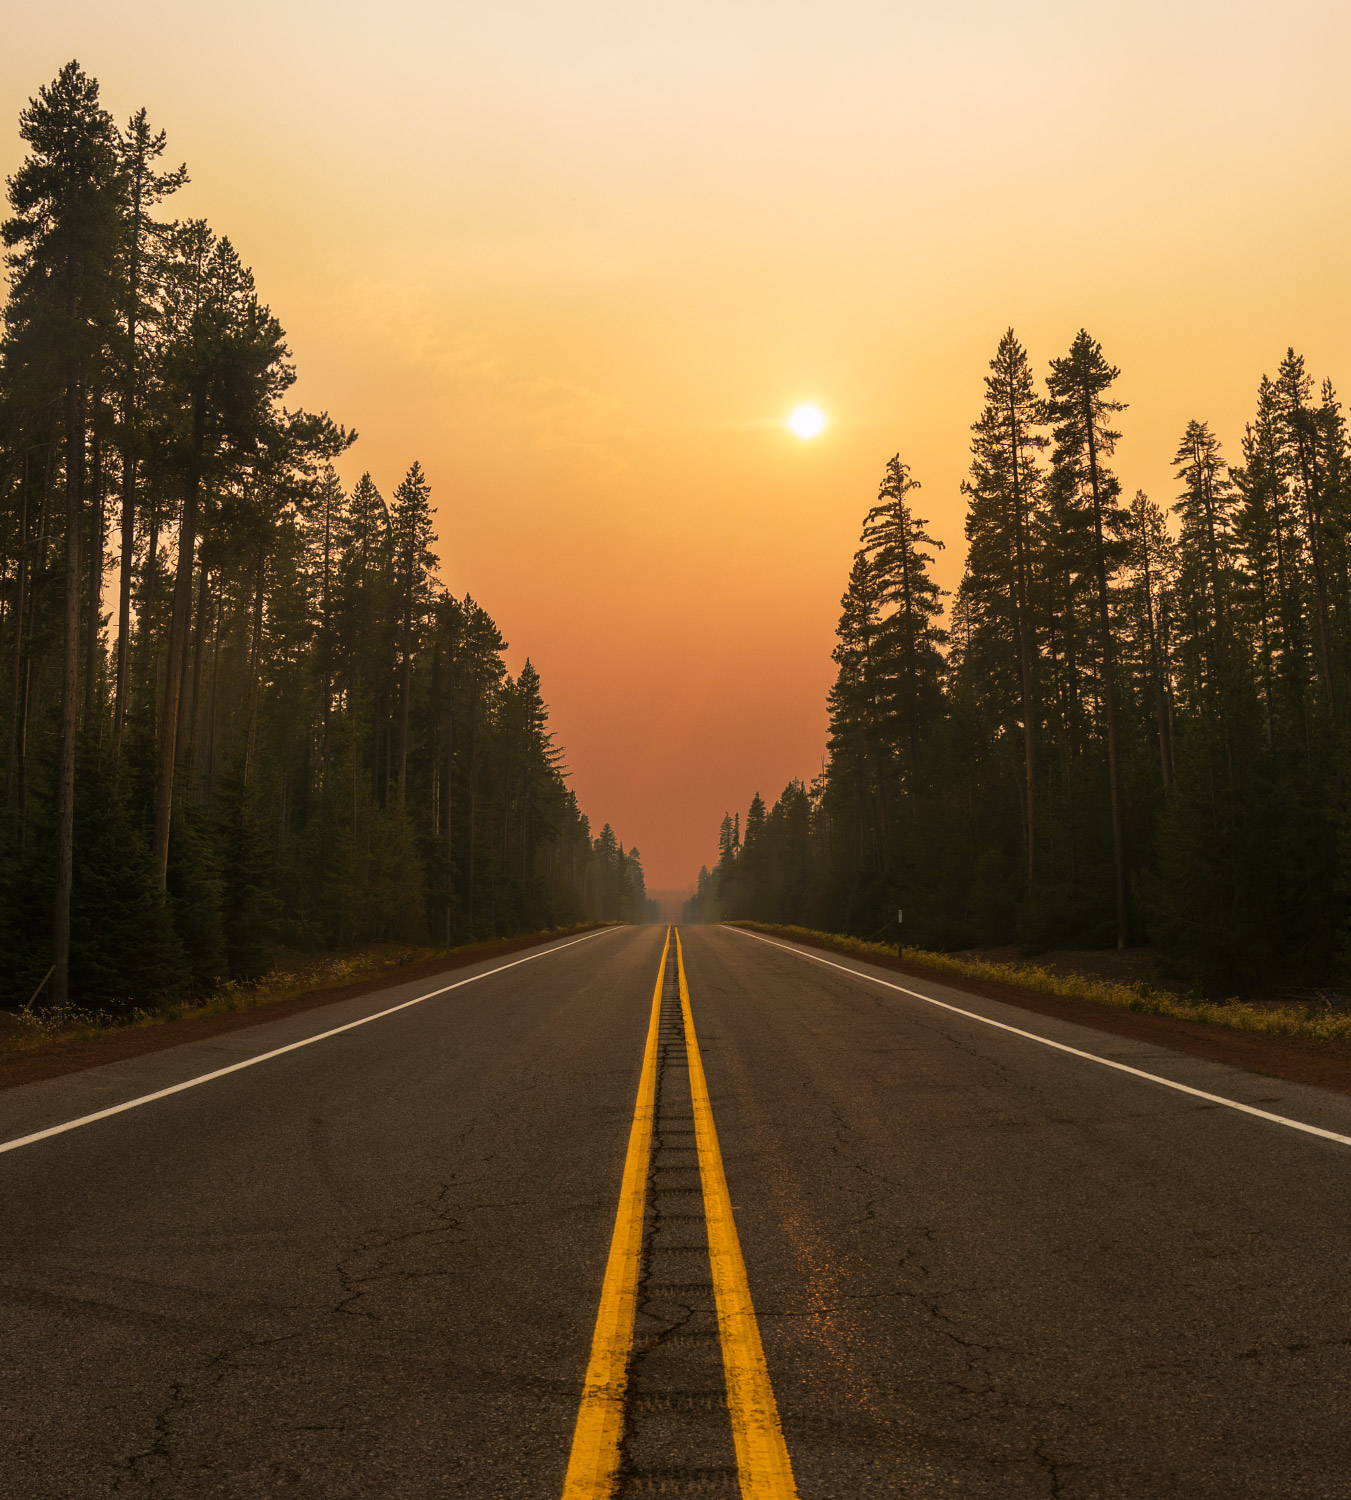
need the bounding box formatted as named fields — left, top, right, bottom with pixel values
left=243, top=540, right=265, bottom=785
left=83, top=419, right=104, bottom=723
left=1251, top=544, right=1275, bottom=749
left=445, top=711, right=454, bottom=948
left=467, top=702, right=478, bottom=925
left=137, top=502, right=161, bottom=731
left=115, top=156, right=145, bottom=753
left=53, top=375, right=85, bottom=1007
left=1137, top=535, right=1171, bottom=788
left=184, top=557, right=211, bottom=780
left=320, top=483, right=333, bottom=772
left=1292, top=423, right=1335, bottom=712
left=5, top=452, right=30, bottom=802
left=399, top=627, right=411, bottom=811
left=152, top=406, right=203, bottom=891
left=113, top=452, right=136, bottom=750
left=204, top=588, right=223, bottom=801
left=1082, top=390, right=1129, bottom=949
left=351, top=677, right=361, bottom=834
left=1007, top=400, right=1037, bottom=887
left=897, top=528, right=920, bottom=793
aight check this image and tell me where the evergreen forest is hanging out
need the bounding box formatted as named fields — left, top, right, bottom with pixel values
left=688, top=329, right=1351, bottom=994
left=0, top=64, right=651, bottom=1017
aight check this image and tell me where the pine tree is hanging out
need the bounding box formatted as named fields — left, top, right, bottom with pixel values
left=1172, top=419, right=1237, bottom=637
left=859, top=453, right=947, bottom=788
left=0, top=65, right=638, bottom=1017
left=112, top=107, right=187, bottom=751
left=738, top=791, right=768, bottom=918
left=1274, top=350, right=1336, bottom=712
left=827, top=547, right=889, bottom=868
left=962, top=329, right=1048, bottom=884
left=594, top=822, right=622, bottom=920
left=694, top=341, right=1351, bottom=988
left=1046, top=330, right=1131, bottom=948
left=1234, top=376, right=1308, bottom=748
left=389, top=461, right=434, bottom=807
left=1121, top=491, right=1176, bottom=787
left=1170, top=419, right=1246, bottom=772
left=151, top=225, right=293, bottom=888
left=3, top=62, right=126, bottom=1005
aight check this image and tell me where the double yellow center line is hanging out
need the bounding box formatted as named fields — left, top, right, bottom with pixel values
left=561, top=928, right=799, bottom=1498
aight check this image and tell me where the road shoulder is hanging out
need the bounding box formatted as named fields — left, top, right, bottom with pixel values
left=723, top=921, right=1351, bottom=1100
left=0, top=926, right=611, bottom=1092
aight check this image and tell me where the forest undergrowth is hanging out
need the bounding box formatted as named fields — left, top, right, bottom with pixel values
left=0, top=925, right=606, bottom=1054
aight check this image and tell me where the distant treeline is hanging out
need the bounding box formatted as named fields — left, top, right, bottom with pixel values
left=0, top=64, right=651, bottom=1016
left=688, top=328, right=1351, bottom=994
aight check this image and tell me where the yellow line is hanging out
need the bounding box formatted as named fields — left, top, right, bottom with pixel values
left=561, top=926, right=670, bottom=1499
left=675, top=929, right=800, bottom=1500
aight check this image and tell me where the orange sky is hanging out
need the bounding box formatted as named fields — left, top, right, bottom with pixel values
left=7, top=3, right=1351, bottom=887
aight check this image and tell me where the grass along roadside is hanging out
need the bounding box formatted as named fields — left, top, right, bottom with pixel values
left=728, top=921, right=1351, bottom=1047
left=1, top=926, right=611, bottom=1059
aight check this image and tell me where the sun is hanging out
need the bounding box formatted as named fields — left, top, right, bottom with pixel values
left=786, top=403, right=828, bottom=440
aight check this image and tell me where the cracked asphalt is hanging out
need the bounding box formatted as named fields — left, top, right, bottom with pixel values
left=687, top=927, right=1351, bottom=1499
left=3, top=923, right=1351, bottom=1497
left=618, top=937, right=738, bottom=1496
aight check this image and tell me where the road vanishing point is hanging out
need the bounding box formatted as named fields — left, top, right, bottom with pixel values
left=3, top=924, right=1350, bottom=1497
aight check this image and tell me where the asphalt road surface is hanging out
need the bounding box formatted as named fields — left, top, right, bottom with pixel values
left=3, top=923, right=1351, bottom=1498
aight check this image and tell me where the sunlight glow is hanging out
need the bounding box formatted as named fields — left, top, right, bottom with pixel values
left=786, top=403, right=828, bottom=440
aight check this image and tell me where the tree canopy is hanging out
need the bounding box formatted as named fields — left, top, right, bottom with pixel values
left=0, top=64, right=651, bottom=1016
left=689, top=328, right=1351, bottom=996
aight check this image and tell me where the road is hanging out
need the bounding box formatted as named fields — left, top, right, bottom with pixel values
left=3, top=923, right=1350, bottom=1497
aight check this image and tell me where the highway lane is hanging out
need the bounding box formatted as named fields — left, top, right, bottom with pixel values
left=5, top=921, right=1351, bottom=1497
left=680, top=925, right=1351, bottom=1499
left=0, top=925, right=660, bottom=1499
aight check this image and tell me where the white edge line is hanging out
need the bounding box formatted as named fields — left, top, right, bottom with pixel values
left=0, top=928, right=620, bottom=1156
left=726, top=926, right=1351, bottom=1151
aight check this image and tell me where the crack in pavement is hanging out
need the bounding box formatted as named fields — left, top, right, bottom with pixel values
left=114, top=1330, right=302, bottom=1492
left=616, top=945, right=738, bottom=1498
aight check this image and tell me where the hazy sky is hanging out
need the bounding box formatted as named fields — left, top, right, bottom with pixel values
left=6, top=2, right=1350, bottom=887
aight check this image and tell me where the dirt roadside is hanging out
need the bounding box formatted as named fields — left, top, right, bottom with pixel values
left=734, top=923, right=1351, bottom=1099
left=0, top=926, right=610, bottom=1093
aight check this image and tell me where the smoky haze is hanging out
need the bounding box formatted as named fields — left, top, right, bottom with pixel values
left=5, top=1, right=1350, bottom=885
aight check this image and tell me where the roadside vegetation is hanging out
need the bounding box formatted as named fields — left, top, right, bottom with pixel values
left=2, top=944, right=430, bottom=1052
left=0, top=64, right=653, bottom=1025
left=730, top=922, right=1351, bottom=1047
left=0, top=924, right=609, bottom=1055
